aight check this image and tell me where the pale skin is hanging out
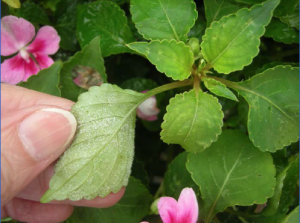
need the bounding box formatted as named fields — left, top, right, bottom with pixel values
left=1, top=84, right=125, bottom=223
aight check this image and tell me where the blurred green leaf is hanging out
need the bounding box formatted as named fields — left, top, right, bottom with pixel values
left=130, top=0, right=198, bottom=41
left=60, top=37, right=107, bottom=102
left=121, top=78, right=158, bottom=92
left=281, top=206, right=299, bottom=223
left=16, top=2, right=50, bottom=25
left=19, top=61, right=62, bottom=96
left=164, top=152, right=198, bottom=199
left=204, top=0, right=247, bottom=26
left=66, top=177, right=153, bottom=223
left=77, top=1, right=135, bottom=57
left=54, top=0, right=82, bottom=51
left=131, top=159, right=149, bottom=187
left=40, top=0, right=61, bottom=11
left=280, top=8, right=299, bottom=30
left=187, top=130, right=276, bottom=223
left=265, top=18, right=299, bottom=44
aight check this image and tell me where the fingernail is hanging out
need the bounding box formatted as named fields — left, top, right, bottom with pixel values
left=18, top=108, right=77, bottom=161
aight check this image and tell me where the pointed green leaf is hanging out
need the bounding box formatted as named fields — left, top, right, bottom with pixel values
left=265, top=18, right=299, bottom=44
left=233, top=66, right=299, bottom=152
left=161, top=89, right=223, bottom=153
left=164, top=152, right=198, bottom=199
left=187, top=130, right=276, bottom=222
left=130, top=0, right=197, bottom=41
left=281, top=206, right=299, bottom=223
left=41, top=84, right=145, bottom=203
left=77, top=1, right=135, bottom=57
left=128, top=40, right=194, bottom=81
left=16, top=2, right=50, bottom=25
left=203, top=77, right=238, bottom=101
left=60, top=37, right=107, bottom=102
left=204, top=0, right=247, bottom=27
left=19, top=61, right=62, bottom=96
left=274, top=0, right=299, bottom=17
left=263, top=156, right=299, bottom=216
left=66, top=177, right=153, bottom=223
left=201, top=0, right=280, bottom=74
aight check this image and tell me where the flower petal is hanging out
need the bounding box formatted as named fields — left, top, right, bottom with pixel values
left=34, top=53, right=54, bottom=69
left=177, top=188, right=199, bottom=223
left=27, top=26, right=60, bottom=55
left=1, top=16, right=35, bottom=56
left=1, top=54, right=39, bottom=84
left=137, top=96, right=160, bottom=121
left=158, top=197, right=178, bottom=223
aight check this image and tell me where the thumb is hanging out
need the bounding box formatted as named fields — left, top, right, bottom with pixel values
left=1, top=107, right=77, bottom=205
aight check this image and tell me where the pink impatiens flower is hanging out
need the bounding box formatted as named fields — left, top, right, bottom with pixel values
left=1, top=16, right=60, bottom=84
left=137, top=90, right=160, bottom=121
left=142, top=188, right=199, bottom=223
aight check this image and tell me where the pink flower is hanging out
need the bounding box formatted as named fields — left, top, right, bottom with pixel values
left=137, top=91, right=160, bottom=121
left=1, top=16, right=60, bottom=84
left=142, top=188, right=199, bottom=223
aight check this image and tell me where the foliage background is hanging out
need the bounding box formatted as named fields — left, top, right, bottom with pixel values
left=1, top=0, right=299, bottom=222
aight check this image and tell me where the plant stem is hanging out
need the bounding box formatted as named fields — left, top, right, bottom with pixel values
left=207, top=76, right=241, bottom=90
left=153, top=181, right=164, bottom=200
left=144, top=79, right=193, bottom=99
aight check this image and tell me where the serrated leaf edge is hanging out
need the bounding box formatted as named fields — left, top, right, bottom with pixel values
left=160, top=89, right=224, bottom=152
left=130, top=0, right=198, bottom=42
left=128, top=39, right=194, bottom=81
left=201, top=0, right=279, bottom=74
left=237, top=65, right=299, bottom=152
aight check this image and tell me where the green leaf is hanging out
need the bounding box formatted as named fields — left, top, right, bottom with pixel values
left=41, top=84, right=145, bottom=203
left=130, top=0, right=197, bottom=41
left=204, top=0, right=247, bottom=27
left=265, top=18, right=299, bottom=44
left=187, top=130, right=276, bottom=222
left=16, top=2, right=50, bottom=25
left=131, top=159, right=149, bottom=187
left=201, top=0, right=280, bottom=74
left=77, top=1, right=135, bottom=57
left=2, top=0, right=20, bottom=8
left=232, top=66, right=299, bottom=152
left=164, top=152, right=198, bottom=199
left=66, top=177, right=153, bottom=223
left=19, top=61, right=62, bottom=96
left=40, top=0, right=61, bottom=11
left=203, top=77, right=238, bottom=101
left=274, top=0, right=299, bottom=17
left=161, top=89, right=223, bottom=153
left=128, top=40, right=194, bottom=81
left=281, top=206, right=299, bottom=223
left=233, top=0, right=264, bottom=4
left=54, top=0, right=81, bottom=51
left=187, top=16, right=206, bottom=41
left=60, top=37, right=107, bottom=102
left=263, top=156, right=299, bottom=216
left=280, top=8, right=299, bottom=30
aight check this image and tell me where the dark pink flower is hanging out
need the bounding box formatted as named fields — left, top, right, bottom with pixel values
left=1, top=16, right=60, bottom=84
left=141, top=188, right=199, bottom=223
left=137, top=90, right=160, bottom=121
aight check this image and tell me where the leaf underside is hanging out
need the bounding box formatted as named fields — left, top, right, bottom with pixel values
left=130, top=0, right=197, bottom=41
left=201, top=0, right=280, bottom=74
left=187, top=130, right=276, bottom=222
left=128, top=40, right=194, bottom=81
left=41, top=84, right=144, bottom=203
left=161, top=89, right=224, bottom=153
left=235, top=66, right=299, bottom=152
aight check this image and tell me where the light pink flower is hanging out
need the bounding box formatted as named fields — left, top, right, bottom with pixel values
left=1, top=16, right=60, bottom=84
left=137, top=90, right=160, bottom=121
left=141, top=188, right=199, bottom=223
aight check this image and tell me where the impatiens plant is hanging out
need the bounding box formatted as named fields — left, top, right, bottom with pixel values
left=1, top=0, right=298, bottom=222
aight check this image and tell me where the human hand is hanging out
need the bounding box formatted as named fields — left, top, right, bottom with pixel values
left=1, top=84, right=125, bottom=223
